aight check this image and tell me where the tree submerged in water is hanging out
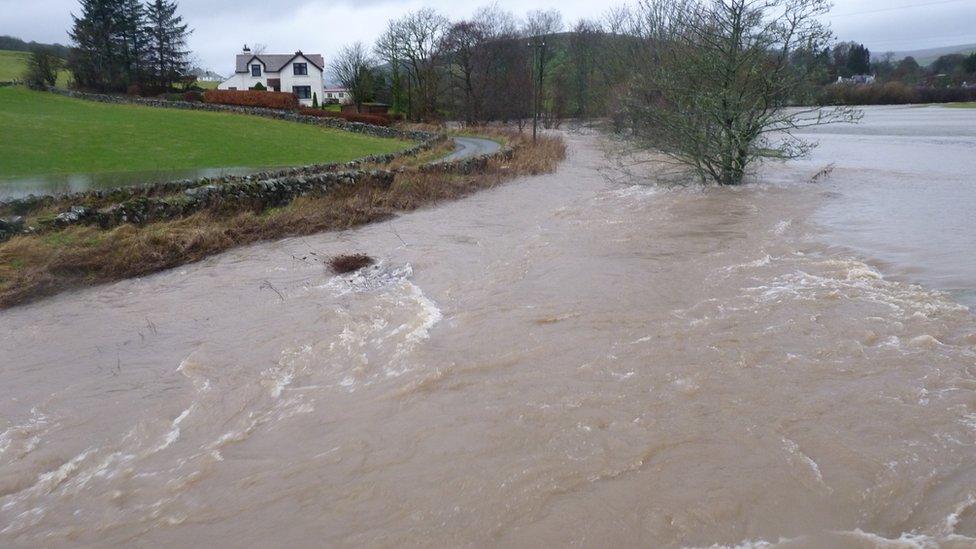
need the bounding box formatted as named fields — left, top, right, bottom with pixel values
left=623, top=0, right=861, bottom=185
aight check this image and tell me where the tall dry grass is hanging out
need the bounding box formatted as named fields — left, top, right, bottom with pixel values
left=0, top=131, right=565, bottom=308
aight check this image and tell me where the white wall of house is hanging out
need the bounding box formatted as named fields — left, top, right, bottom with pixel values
left=218, top=54, right=325, bottom=107
left=323, top=89, right=352, bottom=105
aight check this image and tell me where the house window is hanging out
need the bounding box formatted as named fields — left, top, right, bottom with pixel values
left=251, top=64, right=261, bottom=77
left=293, top=63, right=308, bottom=76
left=293, top=86, right=312, bottom=99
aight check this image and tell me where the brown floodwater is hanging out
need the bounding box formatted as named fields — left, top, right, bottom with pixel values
left=1, top=109, right=975, bottom=547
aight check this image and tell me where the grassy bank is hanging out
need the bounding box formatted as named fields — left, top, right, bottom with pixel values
left=0, top=131, right=565, bottom=308
left=0, top=88, right=411, bottom=178
left=943, top=102, right=976, bottom=109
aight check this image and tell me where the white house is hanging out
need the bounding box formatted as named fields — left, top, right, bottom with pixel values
left=323, top=87, right=352, bottom=105
left=218, top=46, right=326, bottom=106
left=190, top=67, right=225, bottom=82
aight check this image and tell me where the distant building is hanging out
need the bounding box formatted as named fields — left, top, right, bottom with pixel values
left=323, top=87, right=351, bottom=105
left=218, top=45, right=325, bottom=106
left=190, top=68, right=225, bottom=82
left=837, top=74, right=876, bottom=85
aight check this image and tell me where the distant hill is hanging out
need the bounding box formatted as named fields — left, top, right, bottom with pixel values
left=879, top=43, right=976, bottom=66
left=189, top=67, right=225, bottom=81
left=0, top=36, right=70, bottom=59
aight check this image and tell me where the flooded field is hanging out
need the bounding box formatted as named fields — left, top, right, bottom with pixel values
left=798, top=105, right=976, bottom=307
left=0, top=166, right=269, bottom=201
left=1, top=107, right=975, bottom=547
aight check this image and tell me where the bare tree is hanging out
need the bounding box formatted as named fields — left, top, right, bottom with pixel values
left=441, top=20, right=488, bottom=124
left=392, top=8, right=450, bottom=121
left=624, top=0, right=860, bottom=185
left=524, top=9, right=564, bottom=139
left=471, top=4, right=530, bottom=126
left=567, top=19, right=603, bottom=117
left=330, top=42, right=375, bottom=112
left=374, top=22, right=407, bottom=114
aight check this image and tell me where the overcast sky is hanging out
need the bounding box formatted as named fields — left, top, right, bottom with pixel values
left=2, top=0, right=975, bottom=74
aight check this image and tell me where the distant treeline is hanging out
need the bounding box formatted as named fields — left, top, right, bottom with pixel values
left=0, top=35, right=71, bottom=59
left=820, top=82, right=976, bottom=106
left=336, top=6, right=976, bottom=125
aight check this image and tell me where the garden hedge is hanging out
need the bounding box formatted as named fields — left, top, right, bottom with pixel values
left=204, top=89, right=300, bottom=109
left=298, top=107, right=392, bottom=127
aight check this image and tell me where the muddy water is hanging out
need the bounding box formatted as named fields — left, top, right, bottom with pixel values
left=2, top=120, right=976, bottom=547
left=797, top=105, right=976, bottom=308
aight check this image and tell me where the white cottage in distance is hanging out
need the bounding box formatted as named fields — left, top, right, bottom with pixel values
left=218, top=45, right=325, bottom=106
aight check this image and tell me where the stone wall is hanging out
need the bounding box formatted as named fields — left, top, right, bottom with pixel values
left=23, top=143, right=518, bottom=233
left=0, top=139, right=443, bottom=216
left=44, top=169, right=397, bottom=229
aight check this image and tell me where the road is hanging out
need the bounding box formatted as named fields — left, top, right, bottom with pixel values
left=438, top=136, right=502, bottom=162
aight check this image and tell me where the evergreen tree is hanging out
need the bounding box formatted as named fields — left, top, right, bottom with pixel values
left=117, top=0, right=148, bottom=87
left=846, top=43, right=871, bottom=76
left=69, top=0, right=126, bottom=91
left=145, top=0, right=190, bottom=90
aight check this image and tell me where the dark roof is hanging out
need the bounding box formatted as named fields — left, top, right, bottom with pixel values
left=235, top=52, right=324, bottom=74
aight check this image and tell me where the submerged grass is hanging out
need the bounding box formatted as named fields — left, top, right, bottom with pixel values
left=0, top=130, right=565, bottom=308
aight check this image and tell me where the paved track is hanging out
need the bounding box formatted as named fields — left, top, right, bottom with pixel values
left=438, top=136, right=502, bottom=162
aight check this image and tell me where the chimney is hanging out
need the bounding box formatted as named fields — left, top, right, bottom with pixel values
left=243, top=44, right=251, bottom=54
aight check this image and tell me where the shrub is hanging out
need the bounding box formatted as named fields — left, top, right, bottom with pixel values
left=342, top=113, right=392, bottom=126
left=298, top=106, right=342, bottom=118
left=297, top=107, right=392, bottom=126
left=312, top=92, right=319, bottom=108
left=182, top=91, right=202, bottom=102
left=251, top=82, right=266, bottom=91
left=203, top=89, right=300, bottom=110
left=24, top=49, right=61, bottom=90
left=126, top=83, right=143, bottom=97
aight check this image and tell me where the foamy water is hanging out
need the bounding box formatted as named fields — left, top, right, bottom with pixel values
left=1, top=119, right=975, bottom=547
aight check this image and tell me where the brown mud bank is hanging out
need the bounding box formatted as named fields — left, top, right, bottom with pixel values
left=0, top=130, right=564, bottom=309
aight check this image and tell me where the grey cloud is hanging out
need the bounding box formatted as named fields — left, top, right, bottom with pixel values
left=2, top=0, right=974, bottom=71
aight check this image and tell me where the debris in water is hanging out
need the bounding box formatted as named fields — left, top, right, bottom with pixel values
left=329, top=253, right=375, bottom=274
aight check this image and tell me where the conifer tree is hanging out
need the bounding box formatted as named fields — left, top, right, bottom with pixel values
left=69, top=0, right=125, bottom=91
left=117, top=0, right=148, bottom=86
left=145, top=0, right=190, bottom=90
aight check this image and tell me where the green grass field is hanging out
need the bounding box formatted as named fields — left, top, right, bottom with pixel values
left=0, top=87, right=412, bottom=178
left=192, top=80, right=221, bottom=90
left=944, top=102, right=976, bottom=109
left=0, top=50, right=72, bottom=86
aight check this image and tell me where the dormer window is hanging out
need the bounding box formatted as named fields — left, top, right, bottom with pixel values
left=293, top=63, right=308, bottom=76
left=251, top=64, right=261, bottom=77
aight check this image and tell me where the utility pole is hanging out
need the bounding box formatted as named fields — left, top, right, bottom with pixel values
left=528, top=38, right=546, bottom=143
